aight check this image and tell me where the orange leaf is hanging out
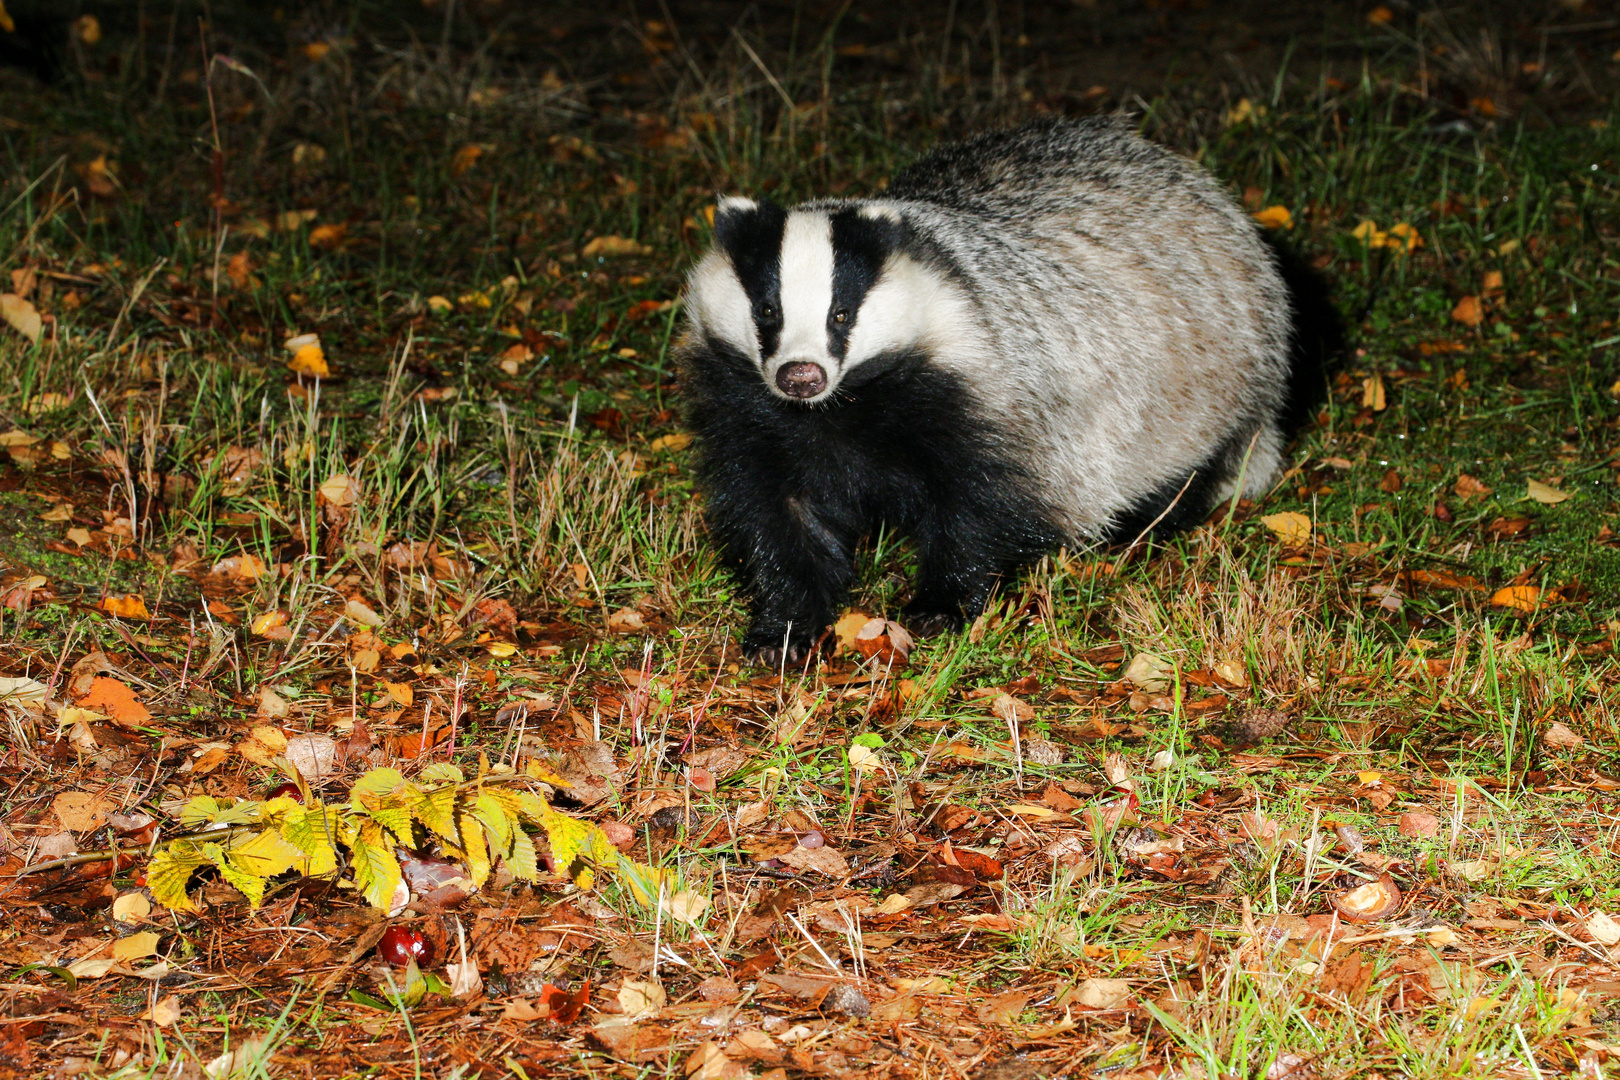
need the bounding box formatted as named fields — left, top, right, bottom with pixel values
left=78, top=676, right=153, bottom=726
left=101, top=594, right=149, bottom=619
left=308, top=223, right=346, bottom=250
left=1490, top=585, right=1540, bottom=612
left=1450, top=295, right=1484, bottom=326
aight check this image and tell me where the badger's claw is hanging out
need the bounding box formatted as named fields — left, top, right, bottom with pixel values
left=740, top=628, right=820, bottom=669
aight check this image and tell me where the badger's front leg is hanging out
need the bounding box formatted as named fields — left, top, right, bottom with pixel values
left=710, top=478, right=858, bottom=666
left=903, top=490, right=1062, bottom=638
left=902, top=527, right=1003, bottom=638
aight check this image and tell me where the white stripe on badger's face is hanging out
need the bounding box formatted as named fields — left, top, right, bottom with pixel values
left=842, top=255, right=965, bottom=369
left=768, top=211, right=836, bottom=393
left=687, top=250, right=758, bottom=362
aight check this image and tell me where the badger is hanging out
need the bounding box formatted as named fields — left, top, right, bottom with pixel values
left=676, top=117, right=1294, bottom=665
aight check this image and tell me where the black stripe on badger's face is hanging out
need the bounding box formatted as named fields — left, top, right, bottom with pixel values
left=827, top=207, right=901, bottom=360
left=714, top=197, right=788, bottom=359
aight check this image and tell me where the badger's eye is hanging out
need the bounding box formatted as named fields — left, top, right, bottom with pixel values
left=759, top=303, right=778, bottom=322
left=832, top=308, right=850, bottom=324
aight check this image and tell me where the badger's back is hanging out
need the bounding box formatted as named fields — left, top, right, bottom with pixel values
left=883, top=118, right=1292, bottom=539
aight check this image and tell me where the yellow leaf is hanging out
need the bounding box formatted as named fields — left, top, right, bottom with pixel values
left=113, top=891, right=151, bottom=922
left=0, top=293, right=42, bottom=343
left=1361, top=373, right=1386, bottom=411
left=581, top=235, right=652, bottom=259
left=1489, top=585, right=1540, bottom=612
left=381, top=680, right=414, bottom=706
left=1251, top=205, right=1292, bottom=230
left=251, top=610, right=288, bottom=636
left=112, top=931, right=160, bottom=961
left=1526, top=479, right=1570, bottom=505
left=319, top=473, right=359, bottom=506
left=1261, top=511, right=1312, bottom=545
left=1385, top=223, right=1423, bottom=252
left=833, top=611, right=873, bottom=652
left=1350, top=220, right=1386, bottom=248
left=289, top=344, right=329, bottom=378
left=1450, top=295, right=1484, bottom=326
left=648, top=432, right=692, bottom=452
left=427, top=295, right=453, bottom=313
left=101, top=594, right=150, bottom=619
left=485, top=641, right=517, bottom=658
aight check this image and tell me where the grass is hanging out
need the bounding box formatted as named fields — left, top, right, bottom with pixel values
left=0, top=3, right=1617, bottom=1078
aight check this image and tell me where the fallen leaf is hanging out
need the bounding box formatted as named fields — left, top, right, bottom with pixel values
left=606, top=607, right=646, bottom=634
left=1453, top=474, right=1492, bottom=501
left=142, top=994, right=182, bottom=1026
left=1450, top=295, right=1484, bottom=326
left=320, top=473, right=360, bottom=506
left=1489, top=585, right=1540, bottom=612
left=0, top=293, right=42, bottom=342
left=54, top=791, right=115, bottom=831
left=344, top=598, right=384, bottom=627
left=1587, top=912, right=1620, bottom=947
left=114, top=892, right=153, bottom=922
left=582, top=235, right=652, bottom=259
left=1526, top=479, right=1570, bottom=505
left=112, top=931, right=160, bottom=961
left=1252, top=205, right=1292, bottom=230
left=649, top=432, right=692, bottom=452
left=1261, top=511, right=1312, bottom=545
left=1541, top=721, right=1583, bottom=749
left=0, top=675, right=50, bottom=704
left=308, top=223, right=346, bottom=250
left=1071, top=978, right=1131, bottom=1009
left=101, top=594, right=149, bottom=619
left=1361, top=373, right=1387, bottom=411
left=617, top=979, right=666, bottom=1019
left=1399, top=812, right=1440, bottom=838
left=1367, top=5, right=1393, bottom=24
left=1122, top=652, right=1174, bottom=692
left=78, top=677, right=152, bottom=726
left=284, top=333, right=330, bottom=378
left=237, top=725, right=289, bottom=766
left=450, top=143, right=488, bottom=176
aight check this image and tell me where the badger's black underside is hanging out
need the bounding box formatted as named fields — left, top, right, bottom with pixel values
left=683, top=341, right=1066, bottom=662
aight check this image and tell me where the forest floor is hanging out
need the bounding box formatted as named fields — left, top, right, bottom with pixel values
left=0, top=2, right=1618, bottom=1077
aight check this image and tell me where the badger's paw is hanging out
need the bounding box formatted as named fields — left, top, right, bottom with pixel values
left=740, top=626, right=821, bottom=669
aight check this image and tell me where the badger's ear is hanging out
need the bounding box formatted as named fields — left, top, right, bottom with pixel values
left=716, top=195, right=784, bottom=250
left=713, top=195, right=760, bottom=247
left=855, top=202, right=906, bottom=248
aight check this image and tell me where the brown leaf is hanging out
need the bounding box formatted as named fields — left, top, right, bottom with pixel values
left=1450, top=295, right=1484, bottom=326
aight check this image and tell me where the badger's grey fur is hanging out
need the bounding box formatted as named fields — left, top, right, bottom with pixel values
left=678, top=117, right=1294, bottom=665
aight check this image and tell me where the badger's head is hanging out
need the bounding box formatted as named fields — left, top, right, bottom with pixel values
left=685, top=196, right=938, bottom=405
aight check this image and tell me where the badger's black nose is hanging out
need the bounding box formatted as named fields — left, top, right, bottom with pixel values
left=775, top=362, right=828, bottom=399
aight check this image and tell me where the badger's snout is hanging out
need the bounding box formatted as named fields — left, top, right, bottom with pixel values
left=775, top=362, right=828, bottom=399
